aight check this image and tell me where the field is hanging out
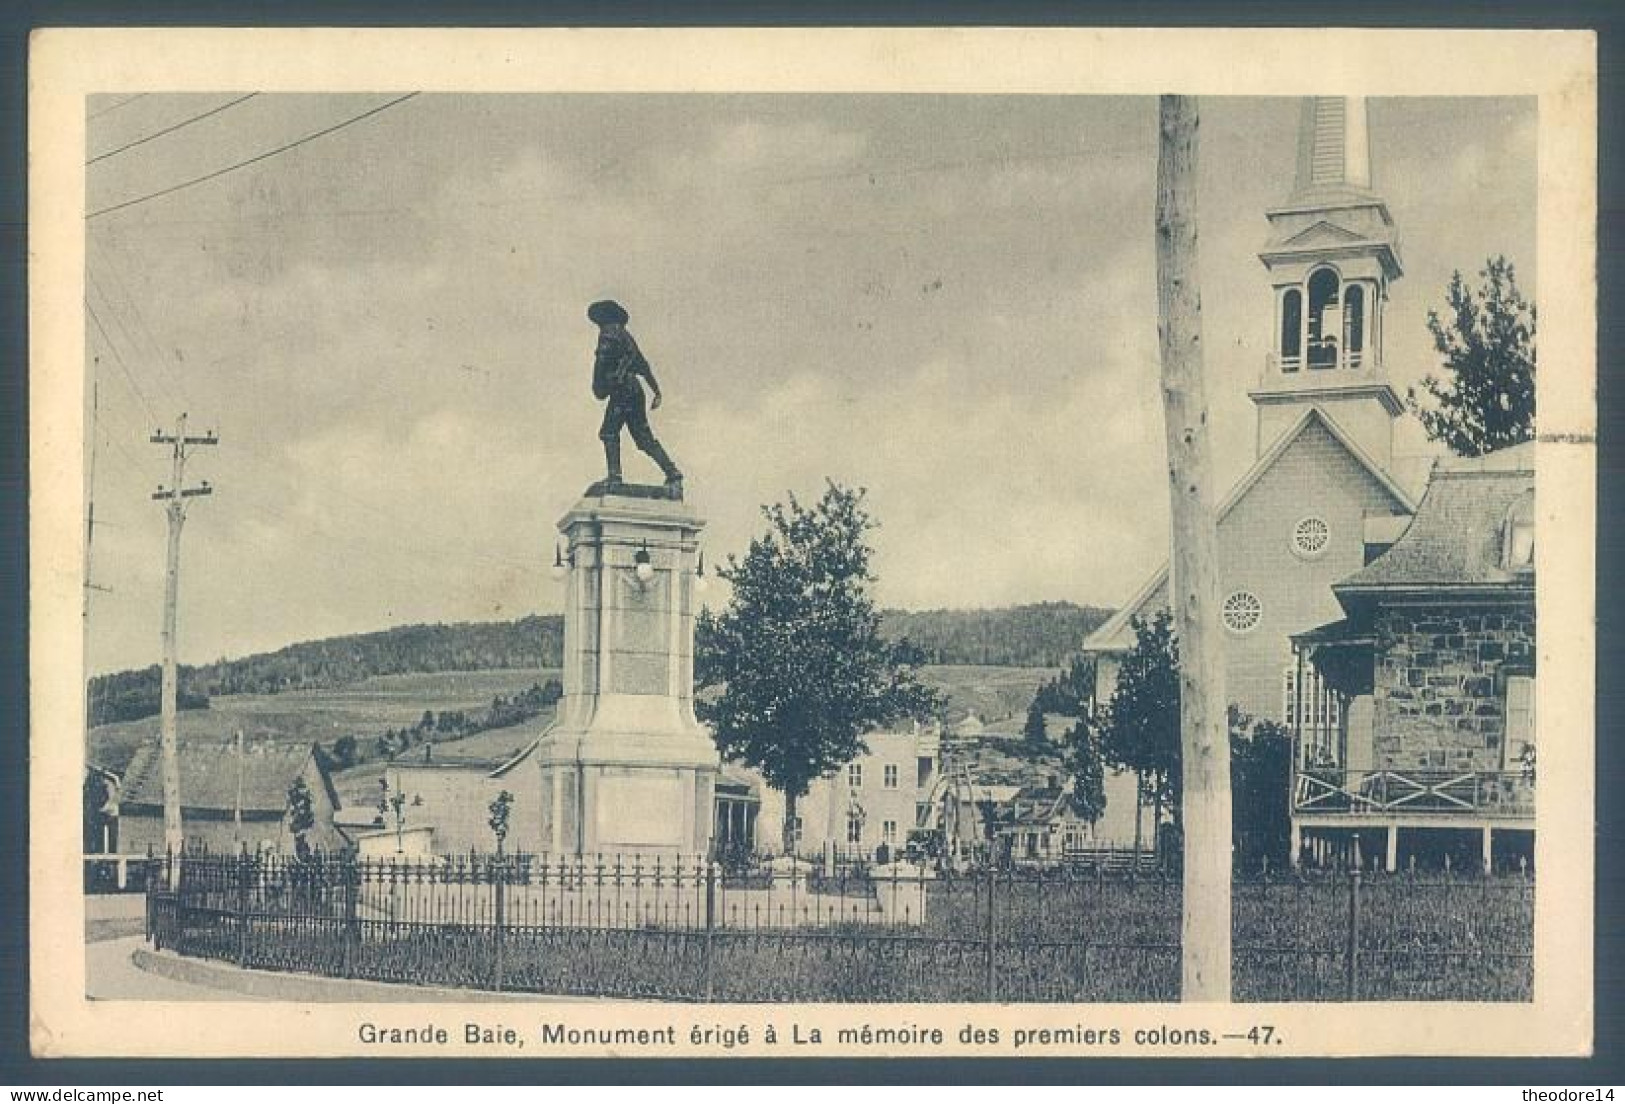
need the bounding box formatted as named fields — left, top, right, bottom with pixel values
left=87, top=667, right=561, bottom=776
left=916, top=664, right=1057, bottom=724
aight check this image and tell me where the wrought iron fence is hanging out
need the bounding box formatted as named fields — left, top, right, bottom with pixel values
left=144, top=849, right=1532, bottom=1003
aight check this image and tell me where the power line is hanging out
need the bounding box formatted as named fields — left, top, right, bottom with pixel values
left=88, top=239, right=194, bottom=412
left=87, top=92, right=421, bottom=221
left=86, top=299, right=160, bottom=425
left=87, top=93, right=259, bottom=166
left=88, top=94, right=147, bottom=120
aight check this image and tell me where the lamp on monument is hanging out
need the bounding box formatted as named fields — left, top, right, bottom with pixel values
left=695, top=550, right=709, bottom=594
left=551, top=543, right=571, bottom=579
left=634, top=541, right=655, bottom=583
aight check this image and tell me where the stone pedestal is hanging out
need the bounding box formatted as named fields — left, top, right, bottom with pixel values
left=536, top=485, right=718, bottom=858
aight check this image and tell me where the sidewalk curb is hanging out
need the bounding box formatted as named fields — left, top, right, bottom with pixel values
left=132, top=946, right=561, bottom=1003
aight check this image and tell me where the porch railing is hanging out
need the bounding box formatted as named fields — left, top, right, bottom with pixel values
left=1293, top=769, right=1534, bottom=819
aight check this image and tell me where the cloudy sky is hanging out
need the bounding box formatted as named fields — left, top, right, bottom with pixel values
left=81, top=93, right=1536, bottom=675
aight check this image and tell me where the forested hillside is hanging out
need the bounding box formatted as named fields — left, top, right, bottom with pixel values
left=89, top=615, right=565, bottom=726
left=880, top=602, right=1112, bottom=667
left=89, top=603, right=1110, bottom=727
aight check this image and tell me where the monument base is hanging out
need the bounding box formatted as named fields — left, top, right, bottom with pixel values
left=537, top=488, right=719, bottom=859
left=536, top=756, right=716, bottom=859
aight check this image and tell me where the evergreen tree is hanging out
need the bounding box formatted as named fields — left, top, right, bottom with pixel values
left=695, top=482, right=941, bottom=855
left=1022, top=700, right=1050, bottom=757
left=330, top=734, right=358, bottom=769
left=1408, top=255, right=1536, bottom=457
left=1064, top=717, right=1109, bottom=828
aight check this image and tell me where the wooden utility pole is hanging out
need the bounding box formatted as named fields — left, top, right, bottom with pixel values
left=1154, top=95, right=1232, bottom=1001
left=151, top=412, right=217, bottom=882
left=233, top=727, right=245, bottom=845
left=84, top=378, right=113, bottom=727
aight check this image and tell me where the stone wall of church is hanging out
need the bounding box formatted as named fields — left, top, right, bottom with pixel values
left=1371, top=603, right=1535, bottom=772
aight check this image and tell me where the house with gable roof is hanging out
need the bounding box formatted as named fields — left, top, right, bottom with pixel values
left=117, top=739, right=343, bottom=855
left=385, top=722, right=544, bottom=855
left=1290, top=443, right=1535, bottom=872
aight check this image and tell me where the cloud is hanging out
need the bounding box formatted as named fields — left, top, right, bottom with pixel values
left=83, top=94, right=1537, bottom=673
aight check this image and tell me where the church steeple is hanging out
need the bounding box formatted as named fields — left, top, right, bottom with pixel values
left=1251, top=97, right=1404, bottom=468
left=1293, top=97, right=1373, bottom=199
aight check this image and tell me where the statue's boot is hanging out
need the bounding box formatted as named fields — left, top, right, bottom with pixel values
left=643, top=438, right=683, bottom=497
left=603, top=438, right=624, bottom=485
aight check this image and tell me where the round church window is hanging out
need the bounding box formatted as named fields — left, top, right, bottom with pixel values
left=1222, top=591, right=1263, bottom=634
left=1293, top=516, right=1331, bottom=558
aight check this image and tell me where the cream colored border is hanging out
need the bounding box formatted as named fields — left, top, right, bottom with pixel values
left=29, top=28, right=1596, bottom=1060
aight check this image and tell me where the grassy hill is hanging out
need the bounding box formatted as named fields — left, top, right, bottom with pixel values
left=882, top=602, right=1112, bottom=667
left=91, top=603, right=1109, bottom=729
left=915, top=664, right=1057, bottom=726
left=88, top=668, right=559, bottom=778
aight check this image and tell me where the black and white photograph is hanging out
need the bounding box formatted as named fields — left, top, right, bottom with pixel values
left=29, top=28, right=1595, bottom=1059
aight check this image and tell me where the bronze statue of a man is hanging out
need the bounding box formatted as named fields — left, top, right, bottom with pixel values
left=587, top=299, right=683, bottom=497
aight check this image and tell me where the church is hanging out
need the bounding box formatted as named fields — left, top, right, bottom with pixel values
left=1081, top=98, right=1424, bottom=857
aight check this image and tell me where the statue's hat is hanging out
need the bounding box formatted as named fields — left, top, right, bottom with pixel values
left=587, top=299, right=629, bottom=326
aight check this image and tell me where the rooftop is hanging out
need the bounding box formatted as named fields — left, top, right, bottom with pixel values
left=121, top=740, right=330, bottom=813
left=1336, top=443, right=1535, bottom=595
left=390, top=720, right=545, bottom=771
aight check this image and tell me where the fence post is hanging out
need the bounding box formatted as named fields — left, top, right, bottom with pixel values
left=493, top=855, right=506, bottom=993
left=703, top=860, right=717, bottom=1002
left=984, top=862, right=997, bottom=1002
left=342, top=853, right=359, bottom=979
left=1345, top=859, right=1362, bottom=1001
left=235, top=846, right=250, bottom=968
left=167, top=847, right=179, bottom=952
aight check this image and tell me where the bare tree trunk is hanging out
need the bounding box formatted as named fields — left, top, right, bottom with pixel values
left=1155, top=94, right=1233, bottom=1002
left=1133, top=772, right=1144, bottom=855
left=783, top=790, right=799, bottom=858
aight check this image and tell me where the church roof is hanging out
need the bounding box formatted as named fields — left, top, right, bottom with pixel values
left=1334, top=443, right=1534, bottom=597
left=1080, top=406, right=1417, bottom=655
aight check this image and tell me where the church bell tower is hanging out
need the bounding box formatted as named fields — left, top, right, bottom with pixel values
left=1251, top=97, right=1405, bottom=467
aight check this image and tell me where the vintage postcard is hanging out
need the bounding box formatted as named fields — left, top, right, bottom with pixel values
left=28, top=28, right=1595, bottom=1060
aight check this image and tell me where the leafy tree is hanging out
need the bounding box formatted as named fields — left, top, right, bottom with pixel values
left=1228, top=707, right=1293, bottom=871
left=1408, top=255, right=1536, bottom=457
left=1064, top=717, right=1108, bottom=828
left=285, top=777, right=316, bottom=860
left=488, top=790, right=515, bottom=855
left=1098, top=610, right=1182, bottom=839
left=1021, top=700, right=1050, bottom=757
left=695, top=482, right=941, bottom=855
